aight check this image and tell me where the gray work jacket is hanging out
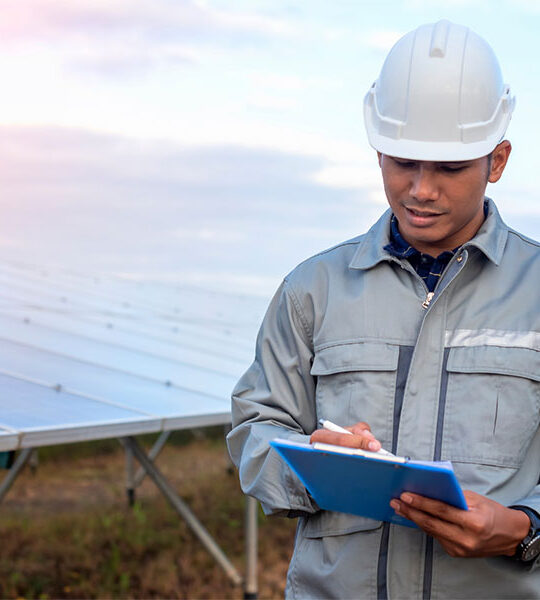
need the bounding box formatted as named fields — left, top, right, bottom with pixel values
left=227, top=199, right=540, bottom=599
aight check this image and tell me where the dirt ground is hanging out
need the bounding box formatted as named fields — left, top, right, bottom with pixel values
left=0, top=436, right=296, bottom=599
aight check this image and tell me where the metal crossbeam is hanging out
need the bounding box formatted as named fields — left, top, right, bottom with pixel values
left=0, top=448, right=33, bottom=504
left=133, top=430, right=170, bottom=488
left=122, top=436, right=243, bottom=587
left=122, top=431, right=171, bottom=505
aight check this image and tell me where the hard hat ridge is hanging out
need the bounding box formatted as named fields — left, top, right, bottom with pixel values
left=363, top=20, right=515, bottom=161
left=429, top=18, right=450, bottom=57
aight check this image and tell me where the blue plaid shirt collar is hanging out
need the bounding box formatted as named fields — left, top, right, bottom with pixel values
left=383, top=201, right=490, bottom=293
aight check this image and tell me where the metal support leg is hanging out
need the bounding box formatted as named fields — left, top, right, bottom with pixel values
left=0, top=448, right=33, bottom=504
left=125, top=440, right=135, bottom=507
left=244, top=496, right=258, bottom=599
left=29, top=449, right=39, bottom=475
left=123, top=436, right=243, bottom=587
left=133, top=431, right=170, bottom=488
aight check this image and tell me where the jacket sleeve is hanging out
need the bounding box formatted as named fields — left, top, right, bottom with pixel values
left=226, top=278, right=320, bottom=516
left=513, top=487, right=540, bottom=518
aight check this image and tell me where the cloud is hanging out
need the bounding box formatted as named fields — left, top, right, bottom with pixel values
left=172, top=227, right=246, bottom=243
left=244, top=71, right=340, bottom=112
left=0, top=125, right=380, bottom=293
left=2, top=124, right=535, bottom=295
left=247, top=93, right=300, bottom=111
left=70, top=43, right=200, bottom=77
left=313, top=163, right=381, bottom=191
left=250, top=73, right=337, bottom=92
left=0, top=0, right=297, bottom=44
left=0, top=0, right=299, bottom=78
left=406, top=0, right=489, bottom=7
left=362, top=30, right=404, bottom=52
left=0, top=126, right=321, bottom=187
left=506, top=0, right=540, bottom=12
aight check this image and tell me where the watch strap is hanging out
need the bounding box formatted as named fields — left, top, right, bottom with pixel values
left=510, top=505, right=540, bottom=562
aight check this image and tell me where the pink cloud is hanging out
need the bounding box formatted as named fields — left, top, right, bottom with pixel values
left=0, top=0, right=296, bottom=44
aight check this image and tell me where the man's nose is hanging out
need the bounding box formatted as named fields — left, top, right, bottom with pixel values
left=410, top=167, right=439, bottom=201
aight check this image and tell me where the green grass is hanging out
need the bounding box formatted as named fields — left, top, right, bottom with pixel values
left=0, top=435, right=295, bottom=599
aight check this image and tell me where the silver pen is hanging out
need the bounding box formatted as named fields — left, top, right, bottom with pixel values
left=318, top=419, right=394, bottom=456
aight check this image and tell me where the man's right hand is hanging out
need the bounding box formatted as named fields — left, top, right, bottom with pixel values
left=310, top=421, right=382, bottom=452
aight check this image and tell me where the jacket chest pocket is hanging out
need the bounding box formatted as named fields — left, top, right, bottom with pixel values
left=310, top=342, right=399, bottom=447
left=442, top=346, right=540, bottom=468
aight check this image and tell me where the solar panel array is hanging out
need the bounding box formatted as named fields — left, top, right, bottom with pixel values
left=0, top=261, right=269, bottom=451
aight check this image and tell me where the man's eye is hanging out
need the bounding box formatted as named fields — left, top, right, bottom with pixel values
left=394, top=160, right=416, bottom=169
left=440, top=165, right=467, bottom=173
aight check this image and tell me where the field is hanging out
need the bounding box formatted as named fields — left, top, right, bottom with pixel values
left=0, top=430, right=296, bottom=599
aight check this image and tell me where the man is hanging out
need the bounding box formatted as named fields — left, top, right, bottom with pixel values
left=227, top=20, right=540, bottom=599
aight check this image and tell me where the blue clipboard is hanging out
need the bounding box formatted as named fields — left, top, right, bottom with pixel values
left=270, top=438, right=468, bottom=528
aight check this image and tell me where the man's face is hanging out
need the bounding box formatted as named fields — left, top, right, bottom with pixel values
left=378, top=144, right=509, bottom=256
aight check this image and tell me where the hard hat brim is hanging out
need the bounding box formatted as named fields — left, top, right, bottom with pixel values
left=365, top=128, right=505, bottom=161
left=364, top=97, right=512, bottom=161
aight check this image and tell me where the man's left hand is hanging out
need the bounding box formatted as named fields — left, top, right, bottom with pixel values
left=390, top=490, right=530, bottom=558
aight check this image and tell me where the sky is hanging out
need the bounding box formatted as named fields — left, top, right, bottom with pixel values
left=0, top=0, right=538, bottom=297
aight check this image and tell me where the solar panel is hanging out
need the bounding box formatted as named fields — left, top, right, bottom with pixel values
left=5, top=321, right=237, bottom=393
left=0, top=260, right=267, bottom=450
left=0, top=309, right=252, bottom=370
left=0, top=340, right=232, bottom=416
left=0, top=372, right=166, bottom=446
left=0, top=261, right=267, bottom=340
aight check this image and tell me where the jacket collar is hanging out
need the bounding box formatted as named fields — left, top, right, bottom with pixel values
left=349, top=197, right=509, bottom=270
left=348, top=209, right=393, bottom=270
left=461, top=198, right=508, bottom=266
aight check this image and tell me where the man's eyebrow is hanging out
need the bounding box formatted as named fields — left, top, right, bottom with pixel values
left=439, top=160, right=471, bottom=167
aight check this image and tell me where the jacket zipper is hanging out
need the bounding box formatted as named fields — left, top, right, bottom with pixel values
left=420, top=249, right=467, bottom=310
left=421, top=292, right=434, bottom=309
left=387, top=253, right=466, bottom=599
left=389, top=257, right=435, bottom=311
left=419, top=254, right=467, bottom=599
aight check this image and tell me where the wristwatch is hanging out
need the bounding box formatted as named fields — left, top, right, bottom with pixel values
left=511, top=506, right=540, bottom=563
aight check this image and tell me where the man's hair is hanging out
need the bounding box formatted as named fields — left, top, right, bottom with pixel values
left=486, top=152, right=494, bottom=181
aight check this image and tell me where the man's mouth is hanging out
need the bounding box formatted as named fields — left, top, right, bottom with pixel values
left=403, top=206, right=444, bottom=226
left=405, top=207, right=443, bottom=217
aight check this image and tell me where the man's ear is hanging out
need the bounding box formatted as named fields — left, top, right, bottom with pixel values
left=488, top=140, right=511, bottom=183
left=377, top=151, right=382, bottom=167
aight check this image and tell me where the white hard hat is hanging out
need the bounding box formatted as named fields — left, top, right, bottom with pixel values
left=363, top=20, right=515, bottom=161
